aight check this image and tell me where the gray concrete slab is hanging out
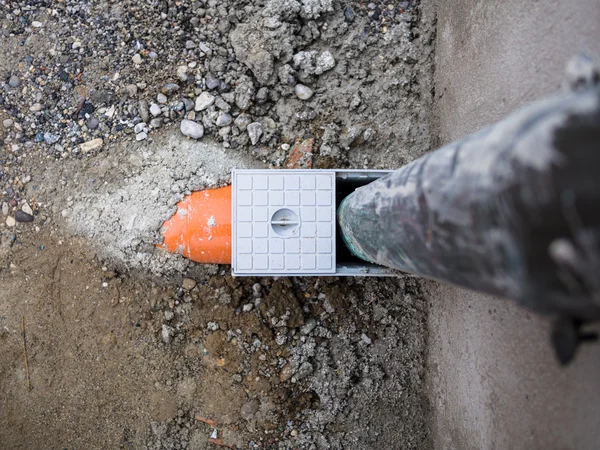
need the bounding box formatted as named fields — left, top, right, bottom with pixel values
left=428, top=1, right=600, bottom=449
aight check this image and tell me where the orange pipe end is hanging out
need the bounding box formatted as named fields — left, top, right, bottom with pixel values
left=159, top=185, right=232, bottom=264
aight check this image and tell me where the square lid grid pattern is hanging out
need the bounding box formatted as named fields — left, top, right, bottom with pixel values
left=233, top=170, right=336, bottom=275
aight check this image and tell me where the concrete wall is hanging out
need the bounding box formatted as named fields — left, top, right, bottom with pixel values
left=427, top=1, right=600, bottom=449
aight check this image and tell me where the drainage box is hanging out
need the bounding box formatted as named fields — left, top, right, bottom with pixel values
left=231, top=169, right=398, bottom=277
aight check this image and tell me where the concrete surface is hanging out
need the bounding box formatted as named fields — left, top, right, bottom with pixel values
left=427, top=1, right=600, bottom=449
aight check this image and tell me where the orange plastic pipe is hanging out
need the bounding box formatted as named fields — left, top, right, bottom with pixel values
left=159, top=185, right=232, bottom=264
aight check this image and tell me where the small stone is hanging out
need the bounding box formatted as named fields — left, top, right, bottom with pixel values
left=234, top=113, right=251, bottom=131
left=300, top=318, right=317, bottom=335
left=150, top=118, right=162, bottom=128
left=195, top=92, right=215, bottom=111
left=216, top=111, right=232, bottom=127
left=243, top=303, right=253, bottom=312
left=291, top=429, right=299, bottom=437
left=182, top=278, right=197, bottom=290
left=281, top=143, right=290, bottom=151
left=252, top=283, right=262, bottom=297
left=164, top=311, right=175, bottom=321
left=205, top=74, right=220, bottom=90
left=247, top=122, right=263, bottom=145
left=161, top=83, right=179, bottom=95
left=286, top=138, right=314, bottom=169
left=179, top=99, right=193, bottom=113
left=180, top=119, right=204, bottom=139
left=87, top=117, right=99, bottom=130
left=32, top=21, right=43, bottom=28
left=8, top=75, right=20, bottom=88
left=315, top=51, right=336, bottom=75
left=198, top=42, right=212, bottom=56
left=6, top=216, right=16, bottom=227
left=79, top=138, right=103, bottom=152
left=214, top=97, right=230, bottom=112
left=161, top=324, right=174, bottom=344
left=1, top=202, right=8, bottom=216
left=176, top=65, right=188, bottom=82
left=138, top=100, right=150, bottom=123
left=240, top=399, right=260, bottom=421
left=294, top=84, right=314, bottom=100
left=136, top=132, right=148, bottom=141
left=22, top=203, right=33, bottom=216
left=157, top=93, right=168, bottom=104
left=30, top=103, right=43, bottom=112
left=43, top=132, right=59, bottom=145
left=292, top=362, right=313, bottom=382
left=125, top=84, right=138, bottom=97
left=279, top=363, right=294, bottom=382
left=132, top=53, right=143, bottom=64
left=72, top=41, right=82, bottom=49
left=149, top=103, right=162, bottom=117
left=15, top=210, right=33, bottom=223
left=3, top=119, right=14, bottom=128
left=344, top=6, right=355, bottom=22
left=185, top=40, right=196, bottom=49
left=361, top=333, right=373, bottom=345
left=134, top=123, right=147, bottom=134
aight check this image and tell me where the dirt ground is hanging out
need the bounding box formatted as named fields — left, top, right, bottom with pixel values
left=0, top=1, right=435, bottom=448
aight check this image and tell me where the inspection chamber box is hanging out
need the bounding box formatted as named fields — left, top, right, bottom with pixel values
left=231, top=169, right=398, bottom=277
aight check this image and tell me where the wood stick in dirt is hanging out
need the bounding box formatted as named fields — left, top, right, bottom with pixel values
left=20, top=316, right=31, bottom=391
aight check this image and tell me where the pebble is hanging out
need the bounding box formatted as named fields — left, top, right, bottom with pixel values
left=138, top=100, right=150, bottom=123
left=3, top=119, right=13, bottom=128
left=294, top=84, right=314, bottom=100
left=30, top=103, right=43, bottom=112
left=281, top=143, right=290, bottom=151
left=214, top=97, right=230, bottom=112
left=176, top=65, right=188, bottom=82
left=182, top=98, right=195, bottom=112
left=161, top=83, right=179, bottom=95
left=32, top=21, right=43, bottom=28
left=22, top=203, right=33, bottom=216
left=1, top=202, right=8, bottom=216
left=300, top=318, right=317, bottom=335
left=157, top=93, right=168, bottom=104
left=134, top=123, right=147, bottom=134
left=243, top=303, right=254, bottom=312
left=87, top=117, right=100, bottom=130
left=279, top=363, right=294, bottom=382
left=182, top=278, right=197, bottom=290
left=150, top=118, right=162, bottom=128
left=132, top=53, right=143, bottom=64
left=180, top=119, right=204, bottom=139
left=195, top=92, right=215, bottom=111
left=8, top=75, right=20, bottom=88
left=164, top=311, right=174, bottom=321
left=6, top=216, right=16, bottom=227
left=80, top=138, right=103, bottom=152
left=205, top=74, right=220, bottom=90
left=136, top=132, right=148, bottom=141
left=292, top=362, right=314, bottom=382
left=234, top=113, right=252, bottom=131
left=240, top=399, right=260, bottom=421
left=252, top=283, right=262, bottom=296
left=149, top=103, right=162, bottom=117
left=185, top=40, right=196, bottom=49
left=344, top=6, right=355, bottom=22
left=198, top=42, right=212, bottom=56
left=247, top=122, right=263, bottom=145
left=15, top=210, right=33, bottom=223
left=361, top=333, right=373, bottom=345
left=125, top=84, right=138, bottom=97
left=315, top=51, right=336, bottom=74
left=161, top=324, right=174, bottom=344
left=216, top=111, right=232, bottom=127
left=43, top=132, right=59, bottom=145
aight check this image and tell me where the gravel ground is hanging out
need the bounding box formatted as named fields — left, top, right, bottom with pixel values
left=1, top=1, right=435, bottom=449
